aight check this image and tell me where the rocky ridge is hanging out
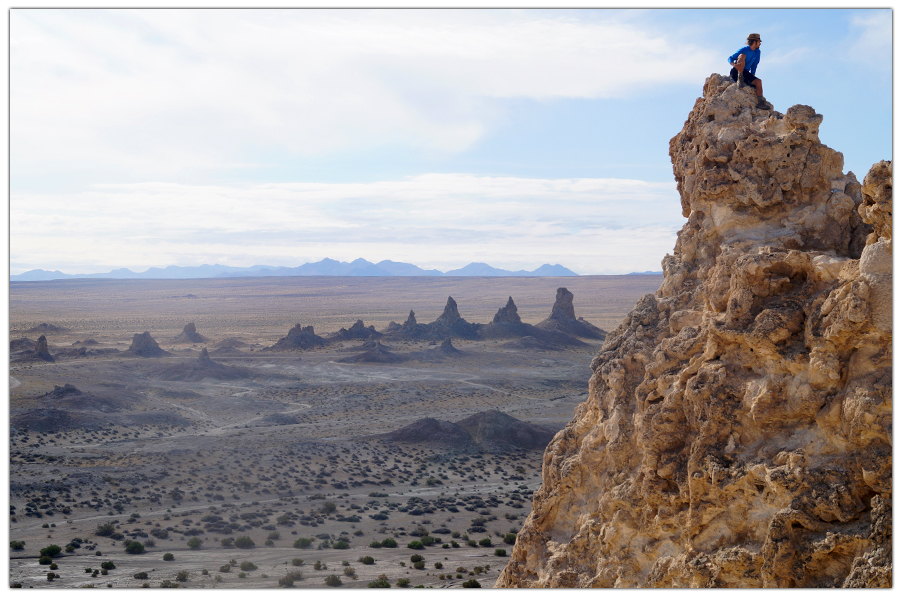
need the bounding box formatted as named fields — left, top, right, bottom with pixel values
left=497, top=74, right=892, bottom=588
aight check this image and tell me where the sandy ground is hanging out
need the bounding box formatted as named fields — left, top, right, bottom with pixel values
left=8, top=275, right=658, bottom=588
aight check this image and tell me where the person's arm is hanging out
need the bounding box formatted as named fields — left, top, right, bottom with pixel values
left=727, top=47, right=746, bottom=67
left=749, top=51, right=759, bottom=75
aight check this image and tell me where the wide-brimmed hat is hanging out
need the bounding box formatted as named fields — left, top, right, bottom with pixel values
left=747, top=33, right=761, bottom=42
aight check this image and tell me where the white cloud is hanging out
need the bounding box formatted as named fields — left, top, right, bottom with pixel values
left=11, top=9, right=719, bottom=178
left=11, top=175, right=683, bottom=275
left=845, top=11, right=892, bottom=64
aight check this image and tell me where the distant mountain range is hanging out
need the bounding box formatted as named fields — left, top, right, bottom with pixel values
left=10, top=259, right=584, bottom=281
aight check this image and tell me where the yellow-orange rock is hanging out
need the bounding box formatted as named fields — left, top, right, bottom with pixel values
left=497, top=74, right=891, bottom=588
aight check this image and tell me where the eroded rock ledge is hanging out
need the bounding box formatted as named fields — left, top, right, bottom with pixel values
left=497, top=74, right=892, bottom=588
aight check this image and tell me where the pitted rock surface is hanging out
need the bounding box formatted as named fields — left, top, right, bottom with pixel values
left=497, top=74, right=891, bottom=588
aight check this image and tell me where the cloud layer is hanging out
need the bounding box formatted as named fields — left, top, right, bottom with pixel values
left=11, top=175, right=683, bottom=275
left=11, top=9, right=720, bottom=181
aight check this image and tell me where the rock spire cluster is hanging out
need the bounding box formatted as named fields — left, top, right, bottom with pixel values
left=497, top=74, right=891, bottom=588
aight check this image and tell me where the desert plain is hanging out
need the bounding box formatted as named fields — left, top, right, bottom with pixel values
left=8, top=275, right=661, bottom=588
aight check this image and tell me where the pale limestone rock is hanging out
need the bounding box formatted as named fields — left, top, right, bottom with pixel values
left=497, top=74, right=891, bottom=589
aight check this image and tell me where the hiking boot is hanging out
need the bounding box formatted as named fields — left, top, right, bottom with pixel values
left=756, top=98, right=771, bottom=110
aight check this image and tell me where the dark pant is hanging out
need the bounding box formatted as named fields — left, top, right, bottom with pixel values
left=730, top=67, right=758, bottom=85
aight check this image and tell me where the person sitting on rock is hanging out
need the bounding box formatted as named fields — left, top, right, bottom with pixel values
left=728, top=33, right=770, bottom=110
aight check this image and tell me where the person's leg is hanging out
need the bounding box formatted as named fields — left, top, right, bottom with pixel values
left=752, top=78, right=763, bottom=97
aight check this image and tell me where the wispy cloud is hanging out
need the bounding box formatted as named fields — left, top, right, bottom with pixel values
left=11, top=9, right=719, bottom=181
left=11, top=175, right=683, bottom=275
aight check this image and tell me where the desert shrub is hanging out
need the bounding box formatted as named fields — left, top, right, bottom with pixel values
left=187, top=537, right=202, bottom=549
left=101, top=568, right=108, bottom=576
left=333, top=540, right=350, bottom=549
left=95, top=523, right=116, bottom=537
left=466, top=539, right=478, bottom=547
left=503, top=533, right=516, bottom=545
left=343, top=566, right=356, bottom=577
left=100, top=561, right=116, bottom=570
left=10, top=541, right=25, bottom=550
left=462, top=579, right=482, bottom=588
left=324, top=574, right=342, bottom=587
left=66, top=545, right=75, bottom=553
left=381, top=537, right=397, bottom=548
left=163, top=552, right=175, bottom=561
left=160, top=580, right=177, bottom=588
left=397, top=577, right=410, bottom=587
left=367, top=574, right=391, bottom=587
left=234, top=535, right=255, bottom=549
left=494, top=549, right=506, bottom=557
left=279, top=571, right=303, bottom=587
left=369, top=540, right=382, bottom=548
left=95, top=551, right=102, bottom=556
left=478, top=538, right=492, bottom=547
left=202, top=569, right=209, bottom=575
left=293, top=537, right=313, bottom=549
left=359, top=556, right=375, bottom=565
left=221, top=537, right=234, bottom=547
left=420, top=535, right=436, bottom=546
left=413, top=561, right=425, bottom=570
left=434, top=562, right=443, bottom=569
left=40, top=545, right=62, bottom=557
left=39, top=556, right=53, bottom=565
left=125, top=540, right=145, bottom=554
left=240, top=561, right=258, bottom=571
left=133, top=572, right=149, bottom=580
left=176, top=571, right=189, bottom=582
left=219, top=565, right=231, bottom=573
left=322, top=501, right=337, bottom=514
left=407, top=540, right=424, bottom=550
left=292, top=558, right=305, bottom=566
left=314, top=561, right=323, bottom=570
left=238, top=572, right=247, bottom=578
left=49, top=562, right=58, bottom=570
left=410, top=554, right=424, bottom=563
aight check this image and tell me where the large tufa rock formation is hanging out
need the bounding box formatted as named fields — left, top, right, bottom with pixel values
left=536, top=287, right=607, bottom=340
left=156, top=347, right=252, bottom=381
left=174, top=322, right=207, bottom=343
left=332, top=319, right=383, bottom=341
left=498, top=75, right=891, bottom=588
left=266, top=324, right=326, bottom=351
left=128, top=331, right=168, bottom=357
left=35, top=335, right=55, bottom=362
left=493, top=296, right=522, bottom=324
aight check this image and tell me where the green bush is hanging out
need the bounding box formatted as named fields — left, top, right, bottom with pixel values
left=407, top=540, right=424, bottom=550
left=434, top=562, right=443, bottom=569
left=420, top=535, right=435, bottom=546
left=279, top=571, right=303, bottom=586
left=293, top=537, right=313, bottom=549
left=238, top=572, right=247, bottom=578
left=413, top=561, right=425, bottom=570
left=292, top=558, right=305, bottom=566
left=381, top=537, right=397, bottom=548
left=343, top=566, right=356, bottom=577
left=410, top=554, right=424, bottom=563
left=219, top=565, right=231, bottom=573
left=100, top=560, right=116, bottom=570
left=221, top=537, right=235, bottom=547
left=176, top=571, right=189, bottom=582
left=333, top=540, right=350, bottom=550
left=39, top=556, right=52, bottom=565
left=494, top=549, right=506, bottom=556
left=125, top=540, right=145, bottom=554
left=462, top=579, right=482, bottom=588
left=234, top=536, right=255, bottom=549
left=367, top=574, right=391, bottom=587
left=503, top=533, right=516, bottom=545
left=65, top=545, right=75, bottom=553
left=397, top=578, right=410, bottom=587
left=240, top=561, right=258, bottom=571
left=187, top=537, right=202, bottom=549
left=369, top=540, right=383, bottom=548
left=163, top=552, right=175, bottom=561
left=95, top=523, right=116, bottom=537
left=133, top=572, right=149, bottom=579
left=40, top=545, right=62, bottom=557
left=324, top=574, right=342, bottom=587
left=359, top=556, right=375, bottom=565
left=10, top=541, right=25, bottom=550
left=49, top=563, right=58, bottom=570
left=478, top=538, right=492, bottom=547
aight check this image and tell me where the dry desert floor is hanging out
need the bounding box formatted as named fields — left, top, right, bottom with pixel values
left=9, top=275, right=660, bottom=588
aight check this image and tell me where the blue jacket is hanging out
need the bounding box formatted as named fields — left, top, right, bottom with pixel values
left=728, top=46, right=760, bottom=75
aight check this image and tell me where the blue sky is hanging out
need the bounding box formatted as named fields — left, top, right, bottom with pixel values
left=9, top=8, right=892, bottom=275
